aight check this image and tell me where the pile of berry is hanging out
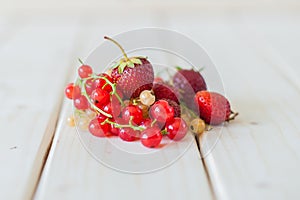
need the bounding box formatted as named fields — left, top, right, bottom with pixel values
left=64, top=36, right=237, bottom=148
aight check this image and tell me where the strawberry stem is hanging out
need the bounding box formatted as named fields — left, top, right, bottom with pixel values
left=104, top=36, right=129, bottom=61
left=227, top=111, right=239, bottom=121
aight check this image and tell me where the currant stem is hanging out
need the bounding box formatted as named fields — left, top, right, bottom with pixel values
left=78, top=58, right=84, bottom=65
left=151, top=119, right=157, bottom=127
left=103, top=118, right=145, bottom=131
left=81, top=78, right=112, bottom=118
left=104, top=36, right=129, bottom=61
left=161, top=129, right=168, bottom=135
left=100, top=76, right=124, bottom=106
left=181, top=103, right=198, bottom=119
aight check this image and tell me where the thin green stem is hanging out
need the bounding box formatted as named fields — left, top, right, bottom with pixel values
left=102, top=83, right=108, bottom=90
left=78, top=58, right=84, bottom=65
left=76, top=73, right=125, bottom=117
left=103, top=118, right=145, bottom=131
left=161, top=129, right=168, bottom=135
left=151, top=119, right=157, bottom=127
left=114, top=92, right=124, bottom=106
left=100, top=76, right=124, bottom=106
left=81, top=79, right=112, bottom=118
left=181, top=103, right=198, bottom=119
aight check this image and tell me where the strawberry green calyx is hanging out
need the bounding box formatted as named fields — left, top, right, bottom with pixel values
left=112, top=57, right=143, bottom=74
left=104, top=36, right=144, bottom=74
left=175, top=66, right=183, bottom=71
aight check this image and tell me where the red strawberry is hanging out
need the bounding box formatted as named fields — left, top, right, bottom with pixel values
left=105, top=36, right=154, bottom=99
left=173, top=68, right=207, bottom=109
left=112, top=58, right=154, bottom=99
left=152, top=82, right=180, bottom=104
left=194, top=91, right=237, bottom=125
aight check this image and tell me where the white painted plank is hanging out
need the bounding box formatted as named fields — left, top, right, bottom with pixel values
left=34, top=15, right=213, bottom=200
left=35, top=103, right=213, bottom=200
left=0, top=16, right=85, bottom=200
left=237, top=13, right=300, bottom=87
left=167, top=12, right=300, bottom=200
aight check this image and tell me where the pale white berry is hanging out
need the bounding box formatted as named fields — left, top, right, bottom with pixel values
left=140, top=90, right=155, bottom=106
left=86, top=109, right=96, bottom=119
left=67, top=116, right=75, bottom=127
left=190, top=118, right=206, bottom=135
left=78, top=116, right=89, bottom=130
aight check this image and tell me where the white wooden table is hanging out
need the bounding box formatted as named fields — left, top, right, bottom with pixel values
left=1, top=3, right=300, bottom=200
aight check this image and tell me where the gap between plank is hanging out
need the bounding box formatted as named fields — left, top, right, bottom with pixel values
left=194, top=135, right=217, bottom=200
left=27, top=63, right=78, bottom=199
left=25, top=97, right=63, bottom=200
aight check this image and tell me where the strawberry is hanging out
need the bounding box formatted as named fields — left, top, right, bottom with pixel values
left=194, top=91, right=237, bottom=125
left=105, top=36, right=154, bottom=99
left=173, top=68, right=207, bottom=109
left=152, top=82, right=180, bottom=104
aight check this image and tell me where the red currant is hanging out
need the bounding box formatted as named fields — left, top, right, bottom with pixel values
left=121, top=105, right=143, bottom=125
left=73, top=85, right=81, bottom=99
left=141, top=127, right=162, bottom=148
left=74, top=95, right=89, bottom=110
left=78, top=65, right=93, bottom=78
left=85, top=79, right=94, bottom=95
left=88, top=117, right=110, bottom=137
left=93, top=73, right=113, bottom=93
left=114, top=117, right=126, bottom=126
left=65, top=83, right=74, bottom=99
left=139, top=118, right=152, bottom=129
left=166, top=117, right=188, bottom=141
left=150, top=100, right=175, bottom=124
left=91, top=88, right=110, bottom=108
left=119, top=128, right=140, bottom=142
left=102, top=101, right=121, bottom=118
left=109, top=123, right=120, bottom=136
left=65, top=83, right=81, bottom=99
left=139, top=118, right=160, bottom=129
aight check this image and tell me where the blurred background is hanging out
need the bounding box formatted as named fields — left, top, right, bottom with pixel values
left=1, top=0, right=299, bottom=110
left=1, top=0, right=300, bottom=199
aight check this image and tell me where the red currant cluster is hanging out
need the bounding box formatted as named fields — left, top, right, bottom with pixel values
left=65, top=62, right=189, bottom=148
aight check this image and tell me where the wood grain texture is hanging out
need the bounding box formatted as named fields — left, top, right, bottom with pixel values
left=0, top=16, right=84, bottom=200
left=177, top=12, right=300, bottom=200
